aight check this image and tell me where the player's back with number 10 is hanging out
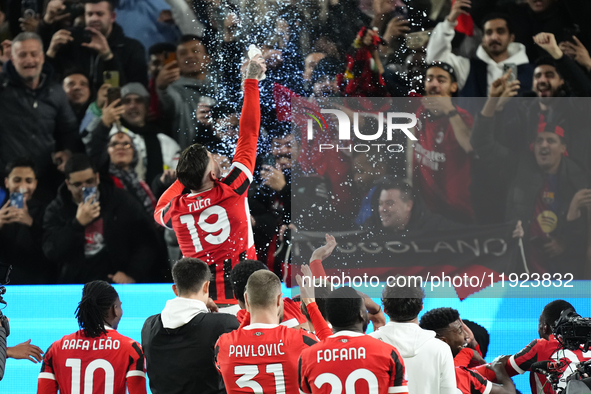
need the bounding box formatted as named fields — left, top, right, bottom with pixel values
left=154, top=56, right=267, bottom=303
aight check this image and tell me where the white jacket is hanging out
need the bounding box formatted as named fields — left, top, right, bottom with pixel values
left=426, top=19, right=530, bottom=93
left=370, top=322, right=458, bottom=394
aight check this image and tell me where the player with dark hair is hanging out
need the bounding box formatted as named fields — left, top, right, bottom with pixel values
left=142, top=258, right=238, bottom=394
left=420, top=307, right=516, bottom=394
left=215, top=270, right=318, bottom=393
left=155, top=55, right=266, bottom=303
left=370, top=279, right=456, bottom=394
left=463, top=320, right=490, bottom=359
left=230, top=260, right=307, bottom=328
left=230, top=259, right=268, bottom=308
left=37, top=280, right=146, bottom=394
left=475, top=300, right=591, bottom=394
left=299, top=286, right=408, bottom=394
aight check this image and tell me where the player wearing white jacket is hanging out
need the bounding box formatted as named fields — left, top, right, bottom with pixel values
left=370, top=282, right=458, bottom=394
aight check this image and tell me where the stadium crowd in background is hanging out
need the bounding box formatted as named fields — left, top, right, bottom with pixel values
left=0, top=0, right=590, bottom=390
left=0, top=0, right=590, bottom=284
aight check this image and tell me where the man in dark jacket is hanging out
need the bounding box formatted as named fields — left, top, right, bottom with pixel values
left=42, top=153, right=166, bottom=284
left=0, top=32, right=82, bottom=204
left=471, top=33, right=591, bottom=224
left=45, top=0, right=147, bottom=90
left=142, top=258, right=238, bottom=394
left=472, top=80, right=590, bottom=278
left=0, top=158, right=56, bottom=284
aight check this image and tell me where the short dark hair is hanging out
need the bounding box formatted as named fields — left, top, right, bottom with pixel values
left=178, top=35, right=206, bottom=49
left=325, top=287, right=363, bottom=328
left=5, top=157, right=37, bottom=177
left=149, top=42, right=177, bottom=56
left=541, top=300, right=575, bottom=328
left=382, top=278, right=424, bottom=322
left=462, top=319, right=490, bottom=357
left=480, top=12, right=513, bottom=35
left=245, top=270, right=282, bottom=309
left=172, top=258, right=211, bottom=295
left=534, top=56, right=564, bottom=79
left=83, top=0, right=117, bottom=11
left=64, top=153, right=95, bottom=179
left=231, top=260, right=269, bottom=304
left=377, top=180, right=414, bottom=203
left=419, top=307, right=460, bottom=336
left=176, top=144, right=210, bottom=191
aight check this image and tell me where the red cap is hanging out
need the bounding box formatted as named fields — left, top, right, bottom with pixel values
left=537, top=122, right=565, bottom=138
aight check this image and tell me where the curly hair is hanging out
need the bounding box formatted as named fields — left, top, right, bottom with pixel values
left=230, top=260, right=269, bottom=304
left=419, top=307, right=460, bottom=336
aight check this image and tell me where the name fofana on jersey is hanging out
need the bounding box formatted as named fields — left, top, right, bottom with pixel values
left=61, top=338, right=121, bottom=351
left=316, top=346, right=367, bottom=363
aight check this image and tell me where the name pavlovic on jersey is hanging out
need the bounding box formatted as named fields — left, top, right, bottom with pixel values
left=37, top=327, right=146, bottom=394
left=299, top=331, right=408, bottom=394
left=215, top=323, right=318, bottom=393
left=154, top=80, right=260, bottom=302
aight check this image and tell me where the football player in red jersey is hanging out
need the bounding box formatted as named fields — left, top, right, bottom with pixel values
left=230, top=260, right=308, bottom=329
left=298, top=286, right=408, bottom=394
left=474, top=300, right=591, bottom=394
left=215, top=270, right=318, bottom=393
left=37, top=281, right=146, bottom=394
left=420, top=307, right=516, bottom=394
left=154, top=55, right=267, bottom=303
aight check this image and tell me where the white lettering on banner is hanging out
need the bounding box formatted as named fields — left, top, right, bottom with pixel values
left=327, top=239, right=505, bottom=256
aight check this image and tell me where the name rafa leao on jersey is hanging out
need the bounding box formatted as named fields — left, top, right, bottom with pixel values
left=61, top=337, right=122, bottom=351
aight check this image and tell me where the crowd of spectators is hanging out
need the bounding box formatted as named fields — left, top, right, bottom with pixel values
left=1, top=0, right=591, bottom=283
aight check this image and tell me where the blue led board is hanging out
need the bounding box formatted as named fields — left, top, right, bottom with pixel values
left=1, top=283, right=589, bottom=393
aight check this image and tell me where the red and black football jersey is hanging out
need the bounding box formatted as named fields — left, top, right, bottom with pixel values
left=473, top=334, right=591, bottom=394
left=508, top=335, right=591, bottom=394
left=155, top=80, right=260, bottom=302
left=237, top=298, right=307, bottom=328
left=215, top=323, right=317, bottom=393
left=37, top=328, right=146, bottom=394
left=413, top=104, right=474, bottom=222
left=299, top=331, right=408, bottom=394
left=455, top=366, right=492, bottom=394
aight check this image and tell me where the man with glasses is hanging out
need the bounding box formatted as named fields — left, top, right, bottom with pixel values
left=86, top=82, right=180, bottom=186
left=43, top=153, right=166, bottom=284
